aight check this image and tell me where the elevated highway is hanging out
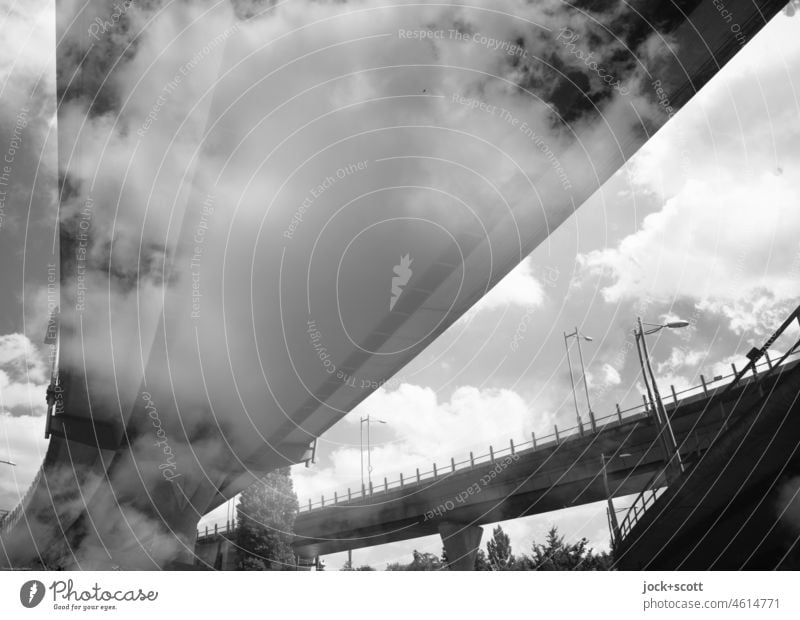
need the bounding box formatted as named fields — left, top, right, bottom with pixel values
left=614, top=308, right=800, bottom=569
left=292, top=355, right=800, bottom=568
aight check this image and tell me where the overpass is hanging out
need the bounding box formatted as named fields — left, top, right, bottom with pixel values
left=1, top=0, right=789, bottom=569
left=614, top=306, right=800, bottom=569
left=292, top=350, right=800, bottom=569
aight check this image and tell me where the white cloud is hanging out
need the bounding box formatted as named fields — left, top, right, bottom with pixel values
left=600, top=363, right=621, bottom=387
left=580, top=172, right=800, bottom=304
left=294, top=381, right=545, bottom=502
left=458, top=258, right=545, bottom=323
left=0, top=333, right=49, bottom=417
left=0, top=0, right=55, bottom=108
left=578, top=14, right=800, bottom=336
left=0, top=413, right=49, bottom=510
left=656, top=347, right=706, bottom=376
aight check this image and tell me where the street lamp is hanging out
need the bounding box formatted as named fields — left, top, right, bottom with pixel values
left=634, top=317, right=689, bottom=479
left=601, top=452, right=631, bottom=542
left=360, top=415, right=386, bottom=493
left=0, top=460, right=15, bottom=467
left=564, top=327, right=594, bottom=432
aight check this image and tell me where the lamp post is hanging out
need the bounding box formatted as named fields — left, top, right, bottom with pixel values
left=360, top=415, right=386, bottom=493
left=564, top=328, right=594, bottom=432
left=602, top=452, right=631, bottom=542
left=634, top=317, right=689, bottom=480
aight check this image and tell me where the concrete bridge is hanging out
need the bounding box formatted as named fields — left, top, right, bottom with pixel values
left=292, top=354, right=800, bottom=569
left=1, top=0, right=788, bottom=569
left=614, top=308, right=800, bottom=569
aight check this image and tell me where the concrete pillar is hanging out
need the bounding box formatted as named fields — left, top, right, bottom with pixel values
left=438, top=522, right=483, bottom=571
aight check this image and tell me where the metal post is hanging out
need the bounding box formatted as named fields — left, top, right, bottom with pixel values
left=601, top=455, right=620, bottom=542
left=565, top=331, right=583, bottom=433
left=638, top=318, right=683, bottom=477
left=510, top=439, right=515, bottom=455
left=433, top=463, right=437, bottom=479
left=451, top=457, right=456, bottom=472
left=400, top=473, right=404, bottom=488
left=635, top=328, right=659, bottom=422
left=489, top=445, right=494, bottom=462
left=360, top=417, right=364, bottom=491
left=575, top=326, right=594, bottom=424
left=416, top=468, right=420, bottom=483
left=554, top=425, right=560, bottom=444
left=367, top=416, right=372, bottom=489
left=470, top=451, right=475, bottom=467
left=616, top=403, right=622, bottom=423
left=531, top=432, right=537, bottom=450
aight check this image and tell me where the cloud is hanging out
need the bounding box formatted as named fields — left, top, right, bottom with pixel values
left=656, top=347, right=706, bottom=376
left=293, top=381, right=545, bottom=502
left=0, top=333, right=49, bottom=417
left=0, top=413, right=49, bottom=511
left=457, top=258, right=545, bottom=323
left=599, top=363, right=621, bottom=387
left=580, top=173, right=800, bottom=307
left=0, top=0, right=55, bottom=108
left=578, top=13, right=800, bottom=336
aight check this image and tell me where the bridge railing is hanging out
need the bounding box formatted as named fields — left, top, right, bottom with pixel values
left=0, top=464, right=44, bottom=533
left=196, top=521, right=236, bottom=542
left=297, top=403, right=649, bottom=514
left=616, top=469, right=665, bottom=542
left=295, top=346, right=800, bottom=514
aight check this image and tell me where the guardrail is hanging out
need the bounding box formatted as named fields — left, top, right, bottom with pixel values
left=616, top=469, right=664, bottom=542
left=0, top=465, right=44, bottom=533
left=196, top=521, right=236, bottom=541
left=296, top=347, right=800, bottom=515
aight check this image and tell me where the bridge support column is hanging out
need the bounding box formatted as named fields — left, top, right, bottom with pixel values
left=438, top=522, right=482, bottom=571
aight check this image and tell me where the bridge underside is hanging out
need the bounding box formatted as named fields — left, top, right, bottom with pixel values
left=615, top=363, right=800, bottom=570
left=1, top=0, right=790, bottom=569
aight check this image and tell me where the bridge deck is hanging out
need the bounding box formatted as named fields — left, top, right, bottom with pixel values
left=293, top=360, right=798, bottom=558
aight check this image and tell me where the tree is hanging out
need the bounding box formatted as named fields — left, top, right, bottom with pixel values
left=342, top=560, right=375, bottom=571
left=385, top=550, right=444, bottom=570
left=474, top=548, right=491, bottom=571
left=526, top=526, right=612, bottom=570
left=442, top=541, right=491, bottom=570
left=486, top=525, right=515, bottom=570
left=235, top=467, right=299, bottom=570
left=784, top=1, right=800, bottom=16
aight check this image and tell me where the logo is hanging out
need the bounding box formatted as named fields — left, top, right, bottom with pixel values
left=389, top=254, right=413, bottom=310
left=20, top=580, right=45, bottom=608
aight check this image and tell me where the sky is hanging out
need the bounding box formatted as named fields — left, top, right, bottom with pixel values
left=0, top=1, right=799, bottom=569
